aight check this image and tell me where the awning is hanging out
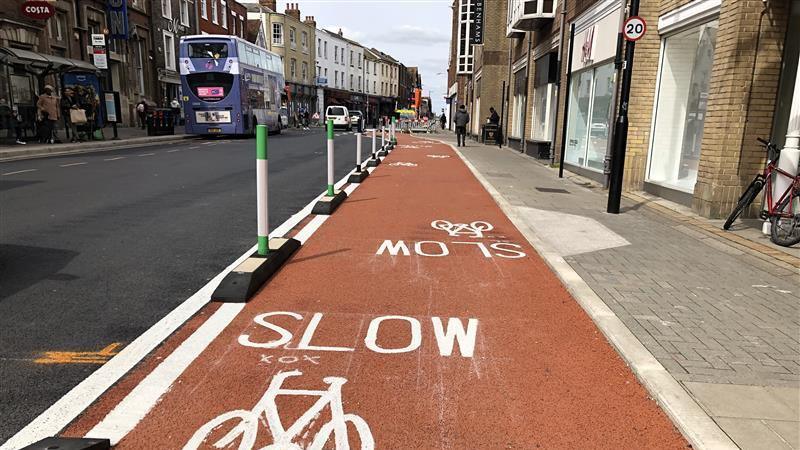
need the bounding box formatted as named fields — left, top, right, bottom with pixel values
left=0, top=47, right=99, bottom=74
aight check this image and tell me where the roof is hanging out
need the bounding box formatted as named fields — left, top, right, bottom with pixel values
left=370, top=48, right=399, bottom=64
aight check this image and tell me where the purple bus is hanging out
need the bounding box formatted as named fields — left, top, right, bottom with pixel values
left=179, top=35, right=284, bottom=136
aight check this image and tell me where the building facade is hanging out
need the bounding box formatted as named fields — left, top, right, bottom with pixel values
left=151, top=0, right=197, bottom=107
left=198, top=0, right=247, bottom=38
left=452, top=0, right=800, bottom=219
left=247, top=0, right=316, bottom=118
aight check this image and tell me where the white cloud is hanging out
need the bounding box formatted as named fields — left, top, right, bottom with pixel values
left=321, top=26, right=368, bottom=43
left=372, top=25, right=449, bottom=45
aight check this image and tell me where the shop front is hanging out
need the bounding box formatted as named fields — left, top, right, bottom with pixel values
left=645, top=2, right=720, bottom=202
left=563, top=0, right=621, bottom=182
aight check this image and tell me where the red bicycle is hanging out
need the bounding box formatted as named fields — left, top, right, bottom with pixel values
left=723, top=138, right=800, bottom=247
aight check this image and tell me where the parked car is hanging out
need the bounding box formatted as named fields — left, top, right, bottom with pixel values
left=325, top=106, right=351, bottom=130
left=349, top=110, right=364, bottom=132
left=279, top=107, right=289, bottom=129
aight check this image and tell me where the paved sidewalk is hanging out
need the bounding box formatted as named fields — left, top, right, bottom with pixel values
left=0, top=126, right=192, bottom=161
left=437, top=132, right=800, bottom=449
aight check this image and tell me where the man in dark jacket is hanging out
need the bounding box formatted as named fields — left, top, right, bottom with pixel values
left=454, top=104, right=469, bottom=147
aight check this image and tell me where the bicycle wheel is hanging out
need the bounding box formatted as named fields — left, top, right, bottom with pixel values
left=770, top=188, right=800, bottom=247
left=723, top=176, right=765, bottom=230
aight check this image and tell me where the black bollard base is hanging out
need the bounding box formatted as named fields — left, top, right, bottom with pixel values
left=212, top=238, right=301, bottom=303
left=312, top=189, right=348, bottom=215
left=366, top=158, right=381, bottom=167
left=20, top=437, right=110, bottom=450
left=347, top=170, right=369, bottom=184
left=377, top=148, right=388, bottom=157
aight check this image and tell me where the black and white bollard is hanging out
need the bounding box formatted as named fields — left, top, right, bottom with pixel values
left=213, top=124, right=300, bottom=303
left=390, top=116, right=397, bottom=148
left=366, top=128, right=381, bottom=168
left=312, top=119, right=348, bottom=215
left=348, top=132, right=369, bottom=183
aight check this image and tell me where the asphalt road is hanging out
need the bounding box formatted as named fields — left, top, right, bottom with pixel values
left=0, top=128, right=363, bottom=443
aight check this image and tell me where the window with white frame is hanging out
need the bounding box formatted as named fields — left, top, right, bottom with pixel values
left=289, top=27, right=296, bottom=49
left=531, top=52, right=557, bottom=141
left=349, top=74, right=353, bottom=90
left=135, top=39, right=146, bottom=94
left=272, top=23, right=283, bottom=45
left=231, top=12, right=236, bottom=34
left=301, top=31, right=307, bottom=52
left=373, top=81, right=376, bottom=93
left=302, top=61, right=308, bottom=81
left=211, top=0, right=217, bottom=23
left=220, top=1, right=227, bottom=28
left=48, top=12, right=66, bottom=41
left=334, top=45, right=338, bottom=63
left=324, top=41, right=327, bottom=58
left=358, top=76, right=362, bottom=92
left=334, top=71, right=338, bottom=87
left=161, top=0, right=172, bottom=19
left=290, top=58, right=296, bottom=78
left=163, top=31, right=176, bottom=71
left=200, top=0, right=207, bottom=19
left=240, top=18, right=244, bottom=37
left=358, top=53, right=361, bottom=68
left=180, top=0, right=189, bottom=26
left=318, top=38, right=321, bottom=55
left=350, top=50, right=353, bottom=66
left=564, top=62, right=615, bottom=171
left=341, top=48, right=344, bottom=63
left=456, top=0, right=476, bottom=74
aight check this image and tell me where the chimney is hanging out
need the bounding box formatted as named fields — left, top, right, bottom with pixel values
left=337, top=28, right=343, bottom=37
left=285, top=2, right=301, bottom=20
left=303, top=15, right=316, bottom=28
left=258, top=0, right=276, bottom=11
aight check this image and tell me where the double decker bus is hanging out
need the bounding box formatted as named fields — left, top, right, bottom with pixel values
left=179, top=35, right=284, bottom=136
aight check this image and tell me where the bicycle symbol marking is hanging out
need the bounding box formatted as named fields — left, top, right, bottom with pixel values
left=426, top=154, right=451, bottom=159
left=184, top=370, right=374, bottom=450
left=388, top=162, right=418, bottom=167
left=431, top=220, right=494, bottom=238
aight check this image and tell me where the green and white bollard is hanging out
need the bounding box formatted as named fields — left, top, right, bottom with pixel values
left=348, top=131, right=369, bottom=183
left=366, top=128, right=381, bottom=167
left=378, top=125, right=388, bottom=157
left=256, top=125, right=269, bottom=256
left=313, top=119, right=348, bottom=214
left=211, top=124, right=301, bottom=303
left=326, top=119, right=335, bottom=196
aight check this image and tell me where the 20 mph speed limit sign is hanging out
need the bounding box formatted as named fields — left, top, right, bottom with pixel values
left=623, top=16, right=646, bottom=41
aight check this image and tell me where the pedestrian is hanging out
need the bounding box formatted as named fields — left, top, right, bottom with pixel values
left=454, top=104, right=469, bottom=147
left=36, top=85, right=59, bottom=144
left=136, top=97, right=148, bottom=130
left=488, top=107, right=500, bottom=125
left=60, top=88, right=82, bottom=143
left=170, top=97, right=181, bottom=126
left=439, top=112, right=446, bottom=130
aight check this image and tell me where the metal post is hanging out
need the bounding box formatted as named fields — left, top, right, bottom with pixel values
left=381, top=125, right=386, bottom=148
left=256, top=125, right=269, bottom=256
left=391, top=117, right=397, bottom=145
left=559, top=23, right=576, bottom=178
left=550, top=8, right=567, bottom=164
left=326, top=119, right=335, bottom=196
left=356, top=132, right=362, bottom=172
left=607, top=0, right=640, bottom=214
left=771, top=63, right=800, bottom=222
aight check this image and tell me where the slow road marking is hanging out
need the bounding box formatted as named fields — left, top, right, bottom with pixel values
left=35, top=343, right=122, bottom=365
left=1, top=169, right=37, bottom=176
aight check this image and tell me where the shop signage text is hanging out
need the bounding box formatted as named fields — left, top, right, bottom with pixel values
left=470, top=0, right=484, bottom=44
left=20, top=0, right=55, bottom=20
left=107, top=0, right=129, bottom=39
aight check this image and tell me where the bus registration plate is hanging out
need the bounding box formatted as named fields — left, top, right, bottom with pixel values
left=207, top=127, right=222, bottom=133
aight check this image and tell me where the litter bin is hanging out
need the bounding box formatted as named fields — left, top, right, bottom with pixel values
left=482, top=123, right=500, bottom=144
left=146, top=108, right=175, bottom=136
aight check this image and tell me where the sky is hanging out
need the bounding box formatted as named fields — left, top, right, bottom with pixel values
left=271, top=0, right=452, bottom=113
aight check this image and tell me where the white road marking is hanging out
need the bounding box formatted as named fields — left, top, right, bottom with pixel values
left=293, top=215, right=328, bottom=244
left=167, top=149, right=182, bottom=153
left=88, top=303, right=244, bottom=444
left=138, top=153, right=156, bottom=157
left=188, top=146, right=200, bottom=149
left=0, top=162, right=370, bottom=450
left=1, top=169, right=37, bottom=176
left=59, top=162, right=87, bottom=167
left=104, top=157, right=126, bottom=161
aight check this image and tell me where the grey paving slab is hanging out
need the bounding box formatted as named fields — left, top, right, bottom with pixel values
left=714, top=418, right=795, bottom=450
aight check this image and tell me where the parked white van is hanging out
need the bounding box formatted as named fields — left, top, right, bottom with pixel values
left=325, top=105, right=351, bottom=130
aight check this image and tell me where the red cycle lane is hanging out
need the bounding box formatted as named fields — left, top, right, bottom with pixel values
left=63, top=135, right=688, bottom=449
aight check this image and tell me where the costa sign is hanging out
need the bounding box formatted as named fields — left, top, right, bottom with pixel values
left=20, top=0, right=55, bottom=20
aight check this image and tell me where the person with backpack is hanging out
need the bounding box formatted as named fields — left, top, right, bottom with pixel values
left=454, top=104, right=470, bottom=147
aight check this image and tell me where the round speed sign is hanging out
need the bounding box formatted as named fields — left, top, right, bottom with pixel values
left=623, top=16, right=646, bottom=41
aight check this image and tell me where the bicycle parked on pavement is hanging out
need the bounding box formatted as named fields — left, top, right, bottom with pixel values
left=723, top=138, right=800, bottom=247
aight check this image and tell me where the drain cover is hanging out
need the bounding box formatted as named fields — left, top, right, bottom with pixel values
left=535, top=187, right=570, bottom=193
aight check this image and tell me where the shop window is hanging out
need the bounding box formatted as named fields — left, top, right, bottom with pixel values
left=531, top=52, right=557, bottom=141
left=648, top=20, right=718, bottom=192
left=511, top=68, right=525, bottom=138
left=564, top=62, right=614, bottom=171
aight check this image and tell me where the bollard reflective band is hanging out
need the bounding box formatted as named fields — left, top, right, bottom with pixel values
left=256, top=125, right=269, bottom=255
left=327, top=119, right=334, bottom=140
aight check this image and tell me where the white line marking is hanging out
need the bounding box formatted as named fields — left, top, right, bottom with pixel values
left=1, top=169, right=37, bottom=176
left=59, top=162, right=87, bottom=167
left=87, top=303, right=245, bottom=444
left=293, top=215, right=328, bottom=244
left=138, top=153, right=156, bottom=157
left=167, top=149, right=182, bottom=153
left=2, top=163, right=370, bottom=450
left=188, top=146, right=200, bottom=149
left=104, top=157, right=126, bottom=161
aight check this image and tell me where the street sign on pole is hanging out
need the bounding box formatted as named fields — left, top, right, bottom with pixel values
left=607, top=2, right=641, bottom=214
left=622, top=16, right=646, bottom=42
